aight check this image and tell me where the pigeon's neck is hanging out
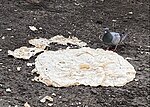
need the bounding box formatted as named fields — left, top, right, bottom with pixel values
left=102, top=32, right=113, bottom=43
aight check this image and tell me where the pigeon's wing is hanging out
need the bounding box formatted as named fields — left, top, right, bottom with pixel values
left=111, top=32, right=121, bottom=45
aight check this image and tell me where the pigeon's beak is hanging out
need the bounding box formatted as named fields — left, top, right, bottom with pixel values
left=104, top=28, right=109, bottom=33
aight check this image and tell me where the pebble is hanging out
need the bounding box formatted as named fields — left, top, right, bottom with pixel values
left=0, top=84, right=3, bottom=87
left=129, top=11, right=133, bottom=14
left=145, top=52, right=150, bottom=55
left=112, top=19, right=117, bottom=22
left=125, top=57, right=133, bottom=60
left=74, top=3, right=80, bottom=6
left=8, top=69, right=11, bottom=71
left=24, top=102, right=31, bottom=107
left=17, top=67, right=21, bottom=71
left=39, top=27, right=42, bottom=30
left=140, top=51, right=144, bottom=54
left=6, top=88, right=11, bottom=92
left=68, top=31, right=72, bottom=34
left=51, top=93, right=56, bottom=96
left=0, top=49, right=2, bottom=51
left=27, top=63, right=34, bottom=67
left=48, top=103, right=53, bottom=106
left=40, top=96, right=53, bottom=103
left=78, top=102, right=81, bottom=104
left=2, top=36, right=5, bottom=39
left=29, top=26, right=38, bottom=31
left=6, top=28, right=12, bottom=31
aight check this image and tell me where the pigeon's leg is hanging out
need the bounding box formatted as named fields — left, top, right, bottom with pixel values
left=106, top=46, right=110, bottom=50
left=113, top=44, right=119, bottom=51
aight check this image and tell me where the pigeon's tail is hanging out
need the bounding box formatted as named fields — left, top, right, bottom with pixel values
left=120, top=33, right=127, bottom=42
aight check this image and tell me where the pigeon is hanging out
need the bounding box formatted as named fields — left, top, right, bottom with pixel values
left=100, top=28, right=127, bottom=51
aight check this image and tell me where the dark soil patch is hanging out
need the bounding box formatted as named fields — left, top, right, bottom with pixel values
left=0, top=0, right=149, bottom=107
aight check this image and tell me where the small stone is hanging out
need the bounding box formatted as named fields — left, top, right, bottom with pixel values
left=51, top=93, right=56, bottom=96
left=78, top=102, right=81, bottom=104
left=17, top=67, right=21, bottom=71
left=145, top=45, right=150, bottom=48
left=6, top=28, right=12, bottom=31
left=48, top=103, right=53, bottom=106
left=29, top=26, right=38, bottom=31
left=6, top=88, right=11, bottom=92
left=145, top=52, right=150, bottom=55
left=140, top=51, right=144, bottom=54
left=125, top=57, right=132, bottom=60
left=40, top=96, right=53, bottom=103
left=39, top=27, right=42, bottom=30
left=67, top=31, right=72, bottom=34
left=74, top=3, right=80, bottom=6
left=24, top=102, right=31, bottom=107
left=112, top=19, right=117, bottom=22
left=27, top=63, right=34, bottom=66
left=2, top=36, right=5, bottom=39
left=129, top=12, right=133, bottom=14
left=0, top=49, right=2, bottom=51
left=0, top=84, right=2, bottom=87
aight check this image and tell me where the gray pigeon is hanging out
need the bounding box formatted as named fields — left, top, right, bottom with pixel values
left=101, top=28, right=127, bottom=50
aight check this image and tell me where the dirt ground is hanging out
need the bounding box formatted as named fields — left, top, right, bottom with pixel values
left=0, top=0, right=149, bottom=107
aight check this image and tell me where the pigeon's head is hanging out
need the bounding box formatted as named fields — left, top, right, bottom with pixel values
left=104, top=28, right=110, bottom=33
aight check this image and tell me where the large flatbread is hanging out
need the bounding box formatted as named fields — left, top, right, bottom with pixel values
left=33, top=47, right=136, bottom=87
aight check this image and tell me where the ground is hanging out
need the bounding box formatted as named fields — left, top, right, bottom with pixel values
left=0, top=0, right=149, bottom=107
